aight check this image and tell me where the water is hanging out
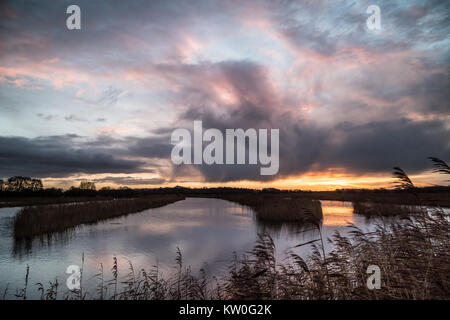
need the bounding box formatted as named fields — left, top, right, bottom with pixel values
left=0, top=198, right=427, bottom=298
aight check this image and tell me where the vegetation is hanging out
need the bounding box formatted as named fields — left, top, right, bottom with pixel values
left=225, top=208, right=449, bottom=299
left=212, top=193, right=323, bottom=223
left=5, top=204, right=449, bottom=300
left=2, top=157, right=449, bottom=299
left=0, top=176, right=43, bottom=192
left=13, top=195, right=185, bottom=239
left=352, top=202, right=420, bottom=218
left=78, top=181, right=96, bottom=191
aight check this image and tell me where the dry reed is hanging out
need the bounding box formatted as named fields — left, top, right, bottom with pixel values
left=14, top=195, right=185, bottom=239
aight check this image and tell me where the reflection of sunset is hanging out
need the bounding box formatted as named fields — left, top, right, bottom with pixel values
left=321, top=201, right=355, bottom=226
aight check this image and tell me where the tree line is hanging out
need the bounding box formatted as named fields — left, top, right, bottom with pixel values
left=0, top=176, right=44, bottom=192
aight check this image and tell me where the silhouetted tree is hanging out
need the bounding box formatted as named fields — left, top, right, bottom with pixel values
left=5, top=176, right=43, bottom=191
left=79, top=181, right=96, bottom=191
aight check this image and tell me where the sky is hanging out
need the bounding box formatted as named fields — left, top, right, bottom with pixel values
left=0, top=0, right=449, bottom=190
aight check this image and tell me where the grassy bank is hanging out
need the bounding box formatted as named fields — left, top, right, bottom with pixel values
left=13, top=195, right=185, bottom=239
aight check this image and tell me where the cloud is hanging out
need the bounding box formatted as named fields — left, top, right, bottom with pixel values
left=123, top=136, right=173, bottom=159
left=170, top=113, right=450, bottom=182
left=305, top=119, right=450, bottom=174
left=0, top=135, right=150, bottom=178
left=152, top=59, right=450, bottom=182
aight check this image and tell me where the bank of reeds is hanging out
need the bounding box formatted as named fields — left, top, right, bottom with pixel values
left=352, top=201, right=420, bottom=218
left=216, top=194, right=323, bottom=223
left=13, top=195, right=185, bottom=239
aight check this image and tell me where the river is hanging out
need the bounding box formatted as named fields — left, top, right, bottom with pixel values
left=0, top=197, right=442, bottom=298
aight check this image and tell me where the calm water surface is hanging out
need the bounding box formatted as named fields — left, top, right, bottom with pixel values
left=0, top=198, right=419, bottom=298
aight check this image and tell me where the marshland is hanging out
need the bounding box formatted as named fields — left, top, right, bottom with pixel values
left=0, top=160, right=449, bottom=299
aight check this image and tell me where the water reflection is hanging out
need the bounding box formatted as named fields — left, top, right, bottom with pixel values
left=0, top=198, right=384, bottom=298
left=321, top=200, right=355, bottom=226
left=255, top=218, right=318, bottom=240
left=13, top=230, right=77, bottom=259
left=9, top=199, right=363, bottom=256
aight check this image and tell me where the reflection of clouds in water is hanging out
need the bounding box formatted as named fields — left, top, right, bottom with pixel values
left=138, top=219, right=205, bottom=234
left=0, top=198, right=387, bottom=298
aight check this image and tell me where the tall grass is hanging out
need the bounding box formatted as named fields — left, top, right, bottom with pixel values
left=229, top=208, right=449, bottom=299
left=13, top=195, right=185, bottom=239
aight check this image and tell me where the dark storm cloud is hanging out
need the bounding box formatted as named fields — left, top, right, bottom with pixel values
left=153, top=60, right=278, bottom=129
left=171, top=114, right=450, bottom=182
left=0, top=135, right=149, bottom=177
left=4, top=114, right=446, bottom=182
left=160, top=59, right=450, bottom=182
left=410, top=72, right=450, bottom=115
left=123, top=136, right=173, bottom=159
left=319, top=119, right=450, bottom=173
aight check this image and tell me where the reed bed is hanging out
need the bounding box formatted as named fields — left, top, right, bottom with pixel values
left=227, top=209, right=449, bottom=300
left=13, top=195, right=185, bottom=239
left=352, top=201, right=421, bottom=218
left=216, top=194, right=323, bottom=223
